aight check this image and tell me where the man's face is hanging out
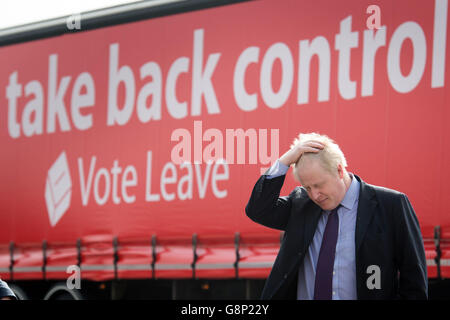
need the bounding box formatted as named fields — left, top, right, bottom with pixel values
left=296, top=157, right=347, bottom=211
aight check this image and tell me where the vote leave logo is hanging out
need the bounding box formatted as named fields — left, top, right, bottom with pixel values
left=45, top=151, right=72, bottom=226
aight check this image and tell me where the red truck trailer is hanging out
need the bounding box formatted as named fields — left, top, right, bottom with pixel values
left=1, top=0, right=449, bottom=299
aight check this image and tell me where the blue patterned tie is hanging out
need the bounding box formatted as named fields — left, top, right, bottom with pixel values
left=313, top=206, right=339, bottom=300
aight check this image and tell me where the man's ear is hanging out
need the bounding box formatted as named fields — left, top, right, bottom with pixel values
left=292, top=166, right=300, bottom=183
left=337, top=164, right=344, bottom=179
left=292, top=163, right=303, bottom=184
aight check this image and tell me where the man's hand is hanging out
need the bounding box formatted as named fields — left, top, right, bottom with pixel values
left=279, top=140, right=324, bottom=166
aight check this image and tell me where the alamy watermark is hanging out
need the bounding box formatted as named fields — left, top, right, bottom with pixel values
left=366, top=5, right=381, bottom=30
left=170, top=120, right=280, bottom=174
left=66, top=13, right=81, bottom=31
left=66, top=265, right=81, bottom=290
left=366, top=265, right=381, bottom=290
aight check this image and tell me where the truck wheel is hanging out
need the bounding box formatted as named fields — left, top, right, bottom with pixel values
left=43, top=282, right=84, bottom=300
left=8, top=284, right=29, bottom=300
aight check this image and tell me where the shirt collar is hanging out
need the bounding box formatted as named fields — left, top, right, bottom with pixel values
left=339, top=173, right=360, bottom=211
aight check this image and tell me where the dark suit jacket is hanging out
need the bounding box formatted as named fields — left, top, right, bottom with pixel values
left=245, top=173, right=428, bottom=300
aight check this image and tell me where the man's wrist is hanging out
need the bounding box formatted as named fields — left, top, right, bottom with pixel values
left=265, top=159, right=290, bottom=179
left=279, top=155, right=292, bottom=167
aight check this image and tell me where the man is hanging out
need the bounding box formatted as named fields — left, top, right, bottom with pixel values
left=245, top=133, right=427, bottom=300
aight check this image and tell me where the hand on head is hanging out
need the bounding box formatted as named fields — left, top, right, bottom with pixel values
left=279, top=140, right=325, bottom=167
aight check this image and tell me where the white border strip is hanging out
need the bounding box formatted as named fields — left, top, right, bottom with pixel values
left=0, top=0, right=186, bottom=35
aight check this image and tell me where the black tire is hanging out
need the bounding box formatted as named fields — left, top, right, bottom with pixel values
left=43, top=282, right=84, bottom=300
left=8, top=284, right=29, bottom=300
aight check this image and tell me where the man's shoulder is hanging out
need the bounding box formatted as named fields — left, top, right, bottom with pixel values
left=366, top=182, right=404, bottom=196
left=360, top=177, right=406, bottom=203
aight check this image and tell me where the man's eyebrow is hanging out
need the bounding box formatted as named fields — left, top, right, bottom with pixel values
left=304, top=181, right=324, bottom=189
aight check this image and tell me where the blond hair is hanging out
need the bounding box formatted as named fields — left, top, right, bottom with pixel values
left=291, top=132, right=347, bottom=179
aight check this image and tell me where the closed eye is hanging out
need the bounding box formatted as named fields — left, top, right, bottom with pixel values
left=304, top=182, right=325, bottom=192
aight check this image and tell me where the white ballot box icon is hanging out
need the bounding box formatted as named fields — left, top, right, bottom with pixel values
left=45, top=151, right=72, bottom=226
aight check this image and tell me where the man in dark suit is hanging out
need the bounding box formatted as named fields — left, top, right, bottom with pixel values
left=245, top=133, right=427, bottom=300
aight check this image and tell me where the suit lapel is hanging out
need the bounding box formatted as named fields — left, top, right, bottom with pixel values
left=302, top=202, right=322, bottom=252
left=354, top=175, right=378, bottom=253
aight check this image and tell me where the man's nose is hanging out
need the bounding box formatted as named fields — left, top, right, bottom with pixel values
left=311, top=189, right=321, bottom=201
